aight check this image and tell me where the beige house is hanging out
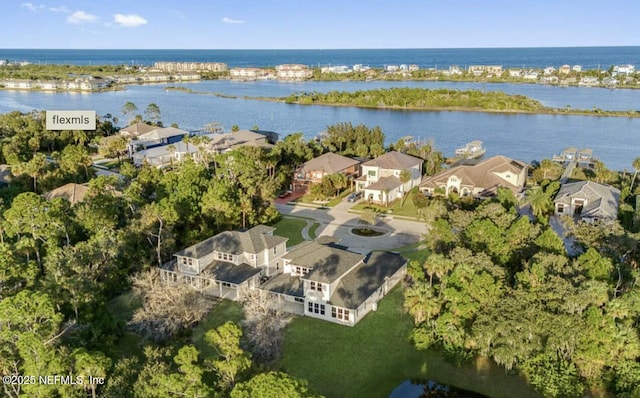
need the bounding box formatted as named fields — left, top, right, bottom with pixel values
left=420, top=155, right=528, bottom=198
left=293, top=152, right=361, bottom=192
left=229, top=68, right=274, bottom=80
left=356, top=151, right=423, bottom=205
left=275, top=64, right=313, bottom=80
left=159, top=225, right=288, bottom=301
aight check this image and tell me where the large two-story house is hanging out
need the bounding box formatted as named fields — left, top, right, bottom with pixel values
left=420, top=155, right=528, bottom=198
left=292, top=152, right=361, bottom=192
left=159, top=225, right=288, bottom=300
left=554, top=180, right=620, bottom=223
left=259, top=238, right=407, bottom=326
left=355, top=151, right=423, bottom=205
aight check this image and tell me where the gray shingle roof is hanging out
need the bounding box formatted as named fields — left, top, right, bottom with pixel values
left=330, top=252, right=407, bottom=309
left=362, top=151, right=423, bottom=170
left=290, top=241, right=365, bottom=284
left=174, top=225, right=288, bottom=259
left=202, top=261, right=261, bottom=285
left=260, top=273, right=304, bottom=297
left=555, top=180, right=620, bottom=220
left=43, top=183, right=90, bottom=204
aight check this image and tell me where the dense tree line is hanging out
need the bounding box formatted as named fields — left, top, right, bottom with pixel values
left=0, top=110, right=321, bottom=397
left=285, top=87, right=546, bottom=112
left=405, top=190, right=640, bottom=397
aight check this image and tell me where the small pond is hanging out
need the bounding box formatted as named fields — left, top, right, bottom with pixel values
left=389, top=379, right=488, bottom=398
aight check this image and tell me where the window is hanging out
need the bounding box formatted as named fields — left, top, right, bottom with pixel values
left=273, top=246, right=277, bottom=254
left=368, top=170, right=377, bottom=177
left=309, top=281, right=322, bottom=292
left=557, top=204, right=564, bottom=213
left=308, top=302, right=325, bottom=315
left=294, top=297, right=304, bottom=303
left=332, top=307, right=350, bottom=321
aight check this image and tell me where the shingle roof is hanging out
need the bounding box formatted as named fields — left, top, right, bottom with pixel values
left=202, top=261, right=261, bottom=285
left=119, top=122, right=155, bottom=137
left=364, top=175, right=402, bottom=192
left=362, top=151, right=423, bottom=170
left=420, top=155, right=527, bottom=194
left=260, top=273, right=304, bottom=297
left=290, top=241, right=365, bottom=284
left=554, top=180, right=620, bottom=220
left=0, top=164, right=12, bottom=184
left=139, top=127, right=188, bottom=141
left=43, top=183, right=90, bottom=204
left=174, top=225, right=288, bottom=259
left=330, top=252, right=407, bottom=309
left=299, top=153, right=361, bottom=174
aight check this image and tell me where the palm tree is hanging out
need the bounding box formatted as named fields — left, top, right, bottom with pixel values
left=630, top=157, right=640, bottom=192
left=121, top=101, right=138, bottom=124
left=524, top=187, right=553, bottom=223
left=166, top=144, right=176, bottom=168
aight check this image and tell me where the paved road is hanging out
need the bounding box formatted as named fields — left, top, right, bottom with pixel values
left=277, top=199, right=426, bottom=253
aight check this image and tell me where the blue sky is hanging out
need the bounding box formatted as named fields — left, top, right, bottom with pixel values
left=3, top=0, right=639, bottom=49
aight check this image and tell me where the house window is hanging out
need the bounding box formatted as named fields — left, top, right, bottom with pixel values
left=294, top=297, right=304, bottom=303
left=368, top=170, right=376, bottom=177
left=557, top=204, right=564, bottom=213
left=311, top=303, right=325, bottom=315
left=331, top=307, right=350, bottom=321
left=310, top=281, right=322, bottom=292
left=273, top=246, right=277, bottom=255
left=222, top=282, right=232, bottom=287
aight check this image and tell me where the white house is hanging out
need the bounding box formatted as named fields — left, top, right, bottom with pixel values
left=554, top=180, right=620, bottom=223
left=259, top=239, right=407, bottom=326
left=356, top=151, right=423, bottom=205
left=159, top=225, right=288, bottom=301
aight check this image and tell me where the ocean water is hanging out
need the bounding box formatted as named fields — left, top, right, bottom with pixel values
left=1, top=47, right=640, bottom=69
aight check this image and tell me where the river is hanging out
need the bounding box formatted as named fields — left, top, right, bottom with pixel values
left=0, top=80, right=638, bottom=170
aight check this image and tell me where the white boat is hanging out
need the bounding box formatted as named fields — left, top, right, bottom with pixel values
left=455, top=140, right=486, bottom=159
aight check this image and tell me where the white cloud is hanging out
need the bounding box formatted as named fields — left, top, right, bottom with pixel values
left=67, top=10, right=97, bottom=24
left=49, top=6, right=70, bottom=13
left=222, top=17, right=244, bottom=24
left=113, top=14, right=148, bottom=27
left=21, top=3, right=45, bottom=12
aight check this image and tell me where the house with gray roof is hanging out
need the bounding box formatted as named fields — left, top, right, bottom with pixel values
left=260, top=239, right=406, bottom=326
left=159, top=225, right=288, bottom=301
left=554, top=180, right=620, bottom=223
left=356, top=151, right=423, bottom=205
left=293, top=152, right=361, bottom=192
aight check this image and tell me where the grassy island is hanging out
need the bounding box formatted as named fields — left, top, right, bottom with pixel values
left=280, top=87, right=640, bottom=117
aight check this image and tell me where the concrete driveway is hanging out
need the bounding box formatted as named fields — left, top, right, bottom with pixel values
left=276, top=200, right=425, bottom=253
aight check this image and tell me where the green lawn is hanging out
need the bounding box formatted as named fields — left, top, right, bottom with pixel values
left=273, top=217, right=308, bottom=246
left=295, top=189, right=351, bottom=207
left=279, top=287, right=539, bottom=398
left=308, top=222, right=321, bottom=239
left=351, top=191, right=424, bottom=219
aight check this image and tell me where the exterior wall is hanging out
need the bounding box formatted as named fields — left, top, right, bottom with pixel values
left=361, top=165, right=380, bottom=184
left=364, top=185, right=400, bottom=204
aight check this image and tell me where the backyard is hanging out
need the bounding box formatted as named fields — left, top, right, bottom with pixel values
left=278, top=287, right=539, bottom=398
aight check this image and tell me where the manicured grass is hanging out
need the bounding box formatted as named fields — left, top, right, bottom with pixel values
left=307, top=222, right=321, bottom=239
left=295, top=189, right=351, bottom=207
left=279, top=287, right=539, bottom=398
left=351, top=191, right=424, bottom=219
left=402, top=247, right=432, bottom=264
left=273, top=217, right=308, bottom=246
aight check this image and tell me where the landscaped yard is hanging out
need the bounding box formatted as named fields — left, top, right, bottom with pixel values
left=295, top=189, right=352, bottom=207
left=351, top=190, right=424, bottom=219
left=272, top=217, right=308, bottom=246
left=278, top=287, right=539, bottom=398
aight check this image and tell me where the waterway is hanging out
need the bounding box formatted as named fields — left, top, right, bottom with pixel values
left=0, top=80, right=639, bottom=170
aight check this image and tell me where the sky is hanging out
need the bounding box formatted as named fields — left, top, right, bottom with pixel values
left=2, top=0, right=639, bottom=49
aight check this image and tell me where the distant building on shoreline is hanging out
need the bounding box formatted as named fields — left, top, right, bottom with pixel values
left=153, top=61, right=227, bottom=72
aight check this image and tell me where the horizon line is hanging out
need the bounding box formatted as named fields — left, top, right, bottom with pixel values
left=2, top=45, right=640, bottom=51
